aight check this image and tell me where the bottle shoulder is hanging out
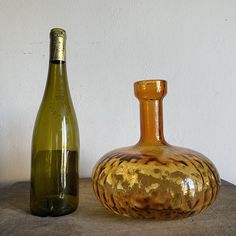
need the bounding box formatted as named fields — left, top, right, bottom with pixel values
left=33, top=95, right=79, bottom=133
left=32, top=100, right=79, bottom=151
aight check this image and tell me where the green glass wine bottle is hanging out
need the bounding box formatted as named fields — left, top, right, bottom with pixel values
left=30, top=28, right=80, bottom=217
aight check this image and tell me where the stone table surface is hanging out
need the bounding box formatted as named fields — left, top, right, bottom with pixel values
left=0, top=179, right=235, bottom=236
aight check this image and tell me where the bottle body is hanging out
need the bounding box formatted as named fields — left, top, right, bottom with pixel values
left=30, top=29, right=79, bottom=216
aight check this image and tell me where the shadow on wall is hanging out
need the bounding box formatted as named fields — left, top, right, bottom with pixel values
left=79, top=149, right=96, bottom=178
left=0, top=112, right=31, bottom=186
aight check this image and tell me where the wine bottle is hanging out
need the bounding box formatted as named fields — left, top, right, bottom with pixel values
left=30, top=28, right=80, bottom=217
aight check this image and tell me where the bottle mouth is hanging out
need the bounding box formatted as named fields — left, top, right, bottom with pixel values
left=134, top=80, right=167, bottom=100
left=50, top=28, right=67, bottom=39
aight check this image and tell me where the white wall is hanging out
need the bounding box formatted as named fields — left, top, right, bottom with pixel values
left=0, top=0, right=235, bottom=185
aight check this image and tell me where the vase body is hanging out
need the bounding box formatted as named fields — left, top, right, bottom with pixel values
left=92, top=80, right=220, bottom=220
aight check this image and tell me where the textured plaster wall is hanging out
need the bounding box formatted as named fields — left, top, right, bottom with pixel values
left=0, top=0, right=236, bottom=184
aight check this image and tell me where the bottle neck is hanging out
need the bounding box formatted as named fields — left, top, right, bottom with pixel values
left=44, top=61, right=70, bottom=99
left=138, top=99, right=166, bottom=145
left=44, top=31, right=69, bottom=97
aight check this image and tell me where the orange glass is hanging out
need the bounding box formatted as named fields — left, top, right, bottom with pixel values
left=92, top=80, right=220, bottom=220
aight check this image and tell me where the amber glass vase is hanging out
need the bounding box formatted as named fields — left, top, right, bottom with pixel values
left=92, top=80, right=220, bottom=220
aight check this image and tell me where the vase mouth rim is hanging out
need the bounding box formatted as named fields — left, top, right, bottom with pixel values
left=134, top=80, right=167, bottom=100
left=134, top=79, right=167, bottom=85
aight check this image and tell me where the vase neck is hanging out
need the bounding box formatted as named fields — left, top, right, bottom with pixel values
left=134, top=80, right=167, bottom=145
left=138, top=99, right=166, bottom=145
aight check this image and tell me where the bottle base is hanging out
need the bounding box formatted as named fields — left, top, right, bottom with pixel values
left=30, top=196, right=78, bottom=217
